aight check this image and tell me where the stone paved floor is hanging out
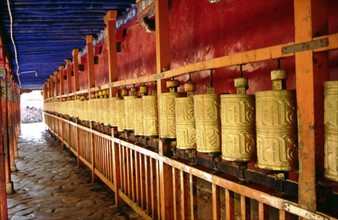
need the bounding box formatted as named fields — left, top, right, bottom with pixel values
left=7, top=122, right=142, bottom=220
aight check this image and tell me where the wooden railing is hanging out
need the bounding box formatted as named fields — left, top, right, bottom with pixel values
left=44, top=112, right=335, bottom=220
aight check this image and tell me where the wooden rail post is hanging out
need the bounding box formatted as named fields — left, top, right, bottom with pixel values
left=59, top=66, right=64, bottom=96
left=111, top=128, right=123, bottom=206
left=66, top=59, right=72, bottom=95
left=294, top=0, right=328, bottom=212
left=53, top=71, right=58, bottom=97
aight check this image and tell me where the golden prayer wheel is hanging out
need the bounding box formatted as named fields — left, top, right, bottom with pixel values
left=109, top=97, right=117, bottom=127
left=175, top=95, right=196, bottom=150
left=134, top=97, right=144, bottom=136
left=193, top=88, right=221, bottom=153
left=83, top=98, right=89, bottom=121
left=97, top=91, right=104, bottom=123
left=116, top=98, right=126, bottom=132
left=103, top=91, right=110, bottom=126
left=160, top=80, right=180, bottom=139
left=221, top=77, right=255, bottom=162
left=255, top=69, right=297, bottom=171
left=143, top=94, right=158, bottom=136
left=124, top=88, right=137, bottom=130
left=324, top=81, right=338, bottom=182
left=117, top=89, right=127, bottom=132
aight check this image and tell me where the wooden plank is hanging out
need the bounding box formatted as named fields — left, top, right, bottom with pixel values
left=126, top=147, right=131, bottom=197
left=90, top=122, right=95, bottom=181
left=294, top=0, right=328, bottom=212
left=112, top=130, right=122, bottom=206
left=180, top=170, right=186, bottom=220
left=139, top=153, right=145, bottom=210
left=240, top=195, right=250, bottom=220
left=134, top=151, right=139, bottom=203
left=144, top=155, right=149, bottom=213
left=122, top=145, right=126, bottom=193
left=189, top=173, right=196, bottom=220
left=225, top=189, right=235, bottom=220
left=212, top=183, right=220, bottom=220
left=156, top=160, right=160, bottom=219
left=172, top=168, right=178, bottom=220
left=150, top=158, right=155, bottom=218
left=86, top=35, right=95, bottom=90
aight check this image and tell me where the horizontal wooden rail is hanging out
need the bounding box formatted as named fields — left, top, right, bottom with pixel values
left=44, top=113, right=336, bottom=220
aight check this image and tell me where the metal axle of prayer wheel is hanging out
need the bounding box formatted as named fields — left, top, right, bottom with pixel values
left=193, top=70, right=221, bottom=171
left=134, top=85, right=148, bottom=138
left=255, top=63, right=298, bottom=171
left=160, top=79, right=180, bottom=141
left=176, top=76, right=197, bottom=164
left=116, top=88, right=128, bottom=133
left=221, top=66, right=255, bottom=163
left=324, top=81, right=338, bottom=182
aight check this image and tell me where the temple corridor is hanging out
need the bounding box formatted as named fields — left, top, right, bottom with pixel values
left=6, top=122, right=141, bottom=220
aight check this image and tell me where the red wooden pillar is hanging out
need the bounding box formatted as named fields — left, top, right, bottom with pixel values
left=59, top=66, right=65, bottom=96
left=154, top=0, right=173, bottom=219
left=104, top=11, right=118, bottom=97
left=7, top=78, right=16, bottom=173
left=86, top=35, right=95, bottom=91
left=294, top=0, right=328, bottom=212
left=72, top=49, right=80, bottom=92
left=0, top=77, right=8, bottom=220
left=65, top=59, right=72, bottom=95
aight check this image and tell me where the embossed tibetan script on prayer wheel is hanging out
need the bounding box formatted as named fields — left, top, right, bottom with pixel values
left=143, top=94, right=158, bottom=136
left=124, top=88, right=137, bottom=130
left=221, top=77, right=255, bottom=162
left=193, top=88, right=221, bottom=153
left=324, top=81, right=338, bottom=182
left=160, top=80, right=180, bottom=139
left=109, top=97, right=117, bottom=127
left=134, top=85, right=147, bottom=136
left=176, top=96, right=196, bottom=150
left=116, top=89, right=127, bottom=132
left=255, top=70, right=297, bottom=171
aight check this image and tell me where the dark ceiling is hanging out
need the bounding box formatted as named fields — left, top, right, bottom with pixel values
left=1, top=0, right=135, bottom=89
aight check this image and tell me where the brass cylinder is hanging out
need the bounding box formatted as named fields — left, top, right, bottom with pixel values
left=103, top=97, right=110, bottom=125
left=324, top=81, right=338, bottom=182
left=160, top=92, right=179, bottom=139
left=116, top=98, right=126, bottom=132
left=175, top=96, right=196, bottom=150
left=193, top=93, right=221, bottom=153
left=124, top=96, right=136, bottom=130
left=143, top=95, right=158, bottom=136
left=134, top=97, right=144, bottom=136
left=255, top=90, right=297, bottom=171
left=109, top=97, right=117, bottom=127
left=221, top=94, right=255, bottom=162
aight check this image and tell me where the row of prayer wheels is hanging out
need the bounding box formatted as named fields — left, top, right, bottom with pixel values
left=44, top=73, right=337, bottom=179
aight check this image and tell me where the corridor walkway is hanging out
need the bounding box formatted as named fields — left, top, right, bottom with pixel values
left=7, top=123, right=141, bottom=220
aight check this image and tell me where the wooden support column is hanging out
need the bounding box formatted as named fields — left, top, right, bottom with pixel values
left=59, top=66, right=65, bottom=96
left=65, top=59, right=72, bottom=95
left=155, top=0, right=173, bottom=219
left=294, top=0, right=328, bottom=211
left=72, top=49, right=80, bottom=92
left=86, top=35, right=95, bottom=91
left=0, top=80, right=8, bottom=220
left=104, top=11, right=118, bottom=97
left=53, top=71, right=58, bottom=97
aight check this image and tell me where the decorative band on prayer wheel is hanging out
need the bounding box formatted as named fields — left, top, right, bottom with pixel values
left=324, top=81, right=338, bottom=182
left=193, top=93, right=221, bottom=153
left=160, top=92, right=179, bottom=139
left=255, top=90, right=297, bottom=171
left=175, top=97, right=196, bottom=150
left=221, top=94, right=255, bottom=162
left=124, top=96, right=136, bottom=130
left=143, top=95, right=158, bottom=136
left=116, top=98, right=126, bottom=132
left=109, top=97, right=117, bottom=127
left=103, top=98, right=110, bottom=125
left=134, top=97, right=144, bottom=136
